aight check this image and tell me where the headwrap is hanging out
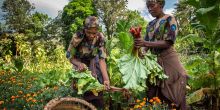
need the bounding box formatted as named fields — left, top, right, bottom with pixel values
left=84, top=16, right=99, bottom=29
left=146, top=0, right=165, bottom=8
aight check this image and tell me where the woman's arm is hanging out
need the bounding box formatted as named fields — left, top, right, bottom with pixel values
left=99, top=58, right=110, bottom=89
left=134, top=38, right=173, bottom=49
left=70, top=57, right=86, bottom=71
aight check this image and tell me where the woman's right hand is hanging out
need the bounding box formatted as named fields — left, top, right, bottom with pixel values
left=75, top=63, right=87, bottom=72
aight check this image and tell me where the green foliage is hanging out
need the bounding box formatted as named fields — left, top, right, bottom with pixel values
left=117, top=53, right=167, bottom=91
left=68, top=70, right=104, bottom=95
left=0, top=70, right=74, bottom=109
left=61, top=0, right=97, bottom=47
left=176, top=0, right=220, bottom=95
left=118, top=32, right=133, bottom=53
left=2, top=0, right=34, bottom=32
left=117, top=54, right=147, bottom=90
left=26, top=12, right=50, bottom=40
left=13, top=57, right=24, bottom=72
left=115, top=10, right=147, bottom=54
left=94, top=0, right=128, bottom=39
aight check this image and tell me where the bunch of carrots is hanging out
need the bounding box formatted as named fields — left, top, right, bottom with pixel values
left=129, top=27, right=142, bottom=57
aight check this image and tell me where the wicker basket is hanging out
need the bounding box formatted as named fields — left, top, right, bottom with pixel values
left=44, top=97, right=97, bottom=110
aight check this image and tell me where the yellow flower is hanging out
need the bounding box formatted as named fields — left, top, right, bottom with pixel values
left=26, top=97, right=33, bottom=102
left=26, top=94, right=31, bottom=97
left=32, top=93, right=37, bottom=97
left=18, top=91, right=23, bottom=94
left=18, top=83, right=23, bottom=86
left=28, top=97, right=33, bottom=100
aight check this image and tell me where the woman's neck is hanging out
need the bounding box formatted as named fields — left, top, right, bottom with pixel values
left=156, top=12, right=165, bottom=19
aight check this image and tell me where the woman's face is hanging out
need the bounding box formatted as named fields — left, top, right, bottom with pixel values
left=85, top=27, right=98, bottom=41
left=147, top=2, right=163, bottom=17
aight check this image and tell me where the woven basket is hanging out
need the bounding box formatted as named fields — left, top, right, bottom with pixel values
left=44, top=97, right=97, bottom=110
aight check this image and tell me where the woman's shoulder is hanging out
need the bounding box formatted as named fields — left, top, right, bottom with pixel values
left=164, top=14, right=176, bottom=21
left=97, top=32, right=106, bottom=40
left=149, top=19, right=157, bottom=25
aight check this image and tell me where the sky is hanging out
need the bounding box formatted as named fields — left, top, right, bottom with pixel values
left=0, top=0, right=178, bottom=22
left=127, top=0, right=178, bottom=21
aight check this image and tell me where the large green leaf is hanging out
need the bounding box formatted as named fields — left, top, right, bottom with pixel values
left=214, top=51, right=220, bottom=68
left=117, top=54, right=148, bottom=89
left=118, top=32, right=133, bottom=53
left=187, top=88, right=212, bottom=104
left=69, top=70, right=104, bottom=95
left=196, top=6, right=215, bottom=15
left=117, top=53, right=167, bottom=90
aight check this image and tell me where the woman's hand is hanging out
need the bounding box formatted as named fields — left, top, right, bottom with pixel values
left=75, top=63, right=87, bottom=72
left=103, top=80, right=110, bottom=90
left=134, top=38, right=147, bottom=47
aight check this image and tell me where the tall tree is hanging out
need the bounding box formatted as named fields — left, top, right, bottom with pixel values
left=26, top=12, right=50, bottom=40
left=94, top=0, right=128, bottom=40
left=61, top=0, right=97, bottom=47
left=1, top=0, right=34, bottom=32
left=46, top=11, right=63, bottom=39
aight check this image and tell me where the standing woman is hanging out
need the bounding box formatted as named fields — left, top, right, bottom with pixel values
left=134, top=0, right=188, bottom=109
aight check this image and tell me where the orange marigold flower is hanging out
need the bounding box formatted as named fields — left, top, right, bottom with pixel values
left=11, top=96, right=16, bottom=99
left=140, top=102, right=146, bottom=106
left=149, top=99, right=153, bottom=103
left=136, top=99, right=141, bottom=103
left=143, top=97, right=147, bottom=101
left=155, top=99, right=161, bottom=103
left=0, top=101, right=4, bottom=104
left=32, top=99, right=37, bottom=103
left=11, top=99, right=15, bottom=102
left=153, top=97, right=159, bottom=101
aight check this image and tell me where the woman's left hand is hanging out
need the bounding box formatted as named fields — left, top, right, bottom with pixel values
left=103, top=80, right=110, bottom=90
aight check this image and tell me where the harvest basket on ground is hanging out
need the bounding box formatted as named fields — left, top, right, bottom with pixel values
left=44, top=97, right=97, bottom=110
left=44, top=86, right=130, bottom=110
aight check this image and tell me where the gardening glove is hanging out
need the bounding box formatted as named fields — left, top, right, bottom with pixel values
left=66, top=51, right=71, bottom=59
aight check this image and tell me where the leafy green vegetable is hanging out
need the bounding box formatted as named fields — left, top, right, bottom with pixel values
left=117, top=52, right=168, bottom=91
left=69, top=70, right=104, bottom=95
